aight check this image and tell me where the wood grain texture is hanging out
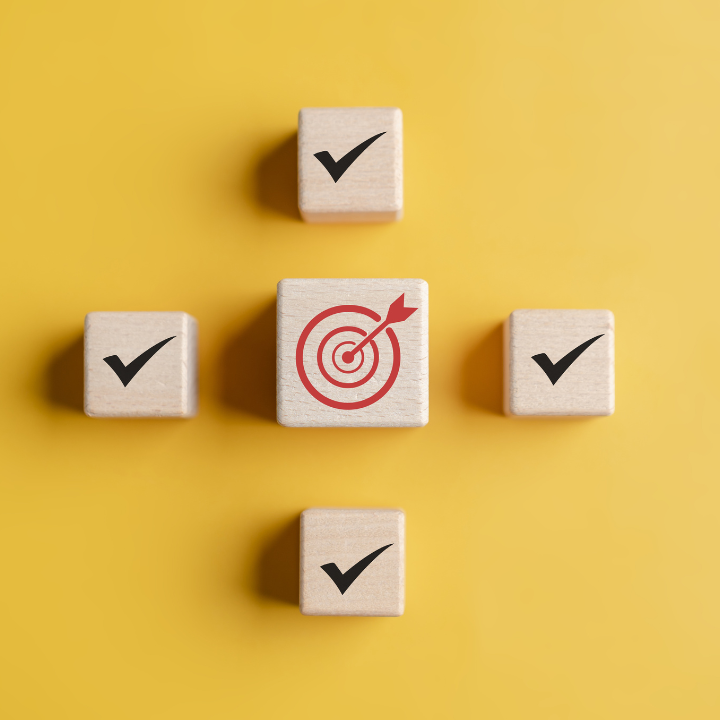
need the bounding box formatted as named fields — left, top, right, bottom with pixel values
left=504, top=309, right=615, bottom=417
left=277, top=278, right=428, bottom=427
left=300, top=508, right=405, bottom=617
left=84, top=312, right=198, bottom=418
left=298, top=107, right=403, bottom=223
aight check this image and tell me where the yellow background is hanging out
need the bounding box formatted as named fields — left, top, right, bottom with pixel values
left=1, top=0, right=719, bottom=717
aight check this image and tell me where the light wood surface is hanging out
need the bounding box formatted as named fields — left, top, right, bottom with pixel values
left=277, top=278, right=428, bottom=427
left=504, top=309, right=615, bottom=417
left=84, top=312, right=198, bottom=418
left=300, top=508, right=405, bottom=617
left=298, top=107, right=403, bottom=223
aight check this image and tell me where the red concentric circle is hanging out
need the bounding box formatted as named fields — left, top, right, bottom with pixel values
left=331, top=342, right=364, bottom=374
left=317, top=326, right=378, bottom=388
left=295, top=305, right=402, bottom=410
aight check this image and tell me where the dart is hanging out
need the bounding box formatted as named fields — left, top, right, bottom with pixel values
left=341, top=294, right=417, bottom=363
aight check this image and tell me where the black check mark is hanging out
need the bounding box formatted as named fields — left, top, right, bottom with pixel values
left=321, top=544, right=393, bottom=595
left=103, top=336, right=175, bottom=387
left=531, top=335, right=604, bottom=385
left=313, top=132, right=386, bottom=182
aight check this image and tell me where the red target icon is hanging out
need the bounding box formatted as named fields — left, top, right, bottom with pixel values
left=296, top=294, right=418, bottom=410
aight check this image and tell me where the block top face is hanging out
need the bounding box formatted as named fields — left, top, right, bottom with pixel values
left=277, top=279, right=428, bottom=427
left=505, top=309, right=615, bottom=417
left=298, top=107, right=403, bottom=222
left=300, top=508, right=405, bottom=617
left=84, top=311, right=198, bottom=418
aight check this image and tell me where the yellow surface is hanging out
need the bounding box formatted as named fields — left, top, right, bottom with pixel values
left=1, top=0, right=719, bottom=717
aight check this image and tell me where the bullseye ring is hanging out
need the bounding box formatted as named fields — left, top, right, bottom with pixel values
left=331, top=341, right=364, bottom=374
left=295, top=304, right=403, bottom=410
left=317, top=326, right=378, bottom=388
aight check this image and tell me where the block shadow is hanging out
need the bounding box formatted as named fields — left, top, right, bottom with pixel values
left=462, top=323, right=504, bottom=416
left=45, top=333, right=84, bottom=412
left=255, top=133, right=300, bottom=220
left=218, top=301, right=276, bottom=421
left=255, top=515, right=300, bottom=605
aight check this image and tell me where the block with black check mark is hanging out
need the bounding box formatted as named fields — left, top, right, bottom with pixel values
left=84, top=312, right=198, bottom=417
left=504, top=309, right=615, bottom=417
left=300, top=508, right=405, bottom=617
left=298, top=107, right=403, bottom=223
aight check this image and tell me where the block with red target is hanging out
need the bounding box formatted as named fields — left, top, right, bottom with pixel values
left=277, top=279, right=428, bottom=427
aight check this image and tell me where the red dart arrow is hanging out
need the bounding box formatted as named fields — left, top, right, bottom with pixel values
left=342, top=294, right=418, bottom=363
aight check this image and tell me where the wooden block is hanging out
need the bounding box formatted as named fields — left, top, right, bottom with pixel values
left=504, top=309, right=615, bottom=417
left=300, top=508, right=405, bottom=617
left=277, top=278, right=428, bottom=427
left=84, top=312, right=198, bottom=418
left=298, top=107, right=403, bottom=223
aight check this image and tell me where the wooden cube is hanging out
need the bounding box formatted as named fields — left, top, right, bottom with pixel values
left=298, top=107, right=403, bottom=223
left=300, top=508, right=405, bottom=617
left=277, top=278, right=428, bottom=427
left=504, top=309, right=615, bottom=417
left=84, top=312, right=198, bottom=418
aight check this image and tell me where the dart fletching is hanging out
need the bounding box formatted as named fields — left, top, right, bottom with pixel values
left=385, top=294, right=418, bottom=324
